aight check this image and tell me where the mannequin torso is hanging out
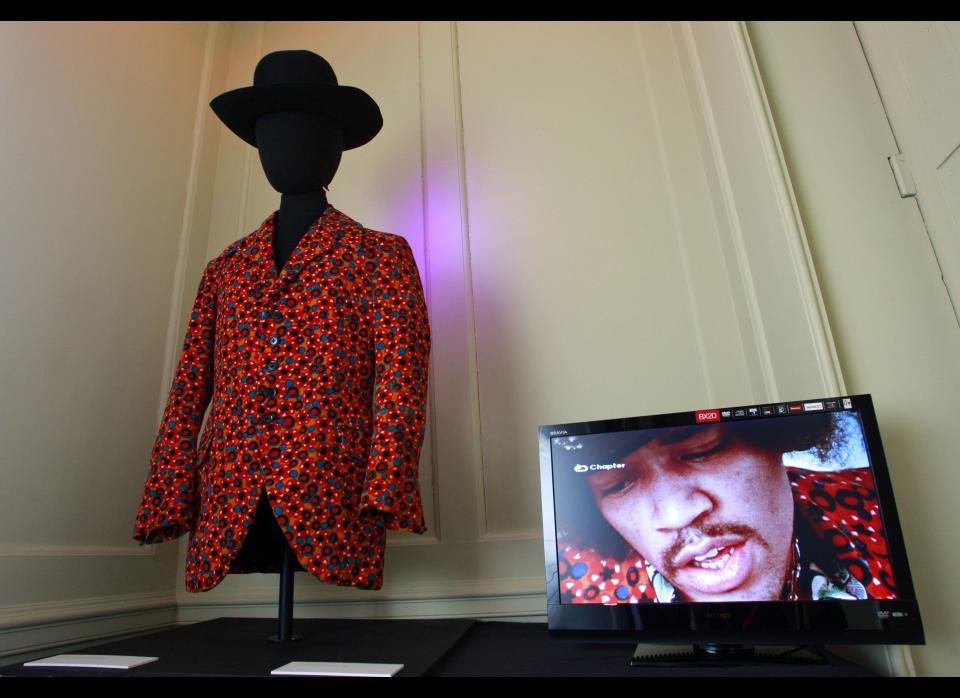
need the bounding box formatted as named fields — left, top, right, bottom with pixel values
left=231, top=108, right=344, bottom=573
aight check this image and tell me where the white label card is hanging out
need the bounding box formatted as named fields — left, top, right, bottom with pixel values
left=271, top=661, right=404, bottom=677
left=23, top=654, right=159, bottom=669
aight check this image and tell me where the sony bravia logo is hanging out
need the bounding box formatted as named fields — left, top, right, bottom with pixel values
left=574, top=463, right=625, bottom=473
left=550, top=430, right=568, bottom=436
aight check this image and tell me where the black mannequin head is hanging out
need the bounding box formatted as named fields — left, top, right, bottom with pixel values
left=255, top=109, right=344, bottom=194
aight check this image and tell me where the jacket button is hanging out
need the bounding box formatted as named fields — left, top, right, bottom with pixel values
left=268, top=336, right=279, bottom=346
left=262, top=413, right=275, bottom=423
left=272, top=311, right=284, bottom=322
left=266, top=360, right=278, bottom=371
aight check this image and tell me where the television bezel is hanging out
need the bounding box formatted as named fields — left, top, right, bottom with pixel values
left=538, top=393, right=924, bottom=646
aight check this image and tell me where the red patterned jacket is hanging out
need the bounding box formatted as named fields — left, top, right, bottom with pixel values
left=559, top=467, right=897, bottom=604
left=132, top=205, right=430, bottom=592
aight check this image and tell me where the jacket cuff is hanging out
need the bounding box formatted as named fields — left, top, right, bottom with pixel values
left=357, top=486, right=427, bottom=534
left=132, top=476, right=197, bottom=544
left=359, top=495, right=427, bottom=533
left=133, top=519, right=192, bottom=545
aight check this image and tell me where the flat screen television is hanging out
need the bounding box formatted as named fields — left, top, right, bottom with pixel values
left=538, top=394, right=923, bottom=661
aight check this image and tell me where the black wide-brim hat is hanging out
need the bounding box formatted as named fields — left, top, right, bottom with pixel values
left=209, top=49, right=383, bottom=150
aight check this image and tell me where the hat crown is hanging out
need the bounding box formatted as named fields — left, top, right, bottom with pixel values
left=210, top=49, right=382, bottom=150
left=253, top=50, right=339, bottom=87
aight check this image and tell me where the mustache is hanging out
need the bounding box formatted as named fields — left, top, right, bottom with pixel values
left=663, top=522, right=768, bottom=576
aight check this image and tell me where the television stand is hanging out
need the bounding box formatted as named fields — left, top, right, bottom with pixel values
left=630, top=643, right=832, bottom=669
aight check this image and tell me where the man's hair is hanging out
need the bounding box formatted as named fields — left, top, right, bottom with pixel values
left=554, top=412, right=839, bottom=559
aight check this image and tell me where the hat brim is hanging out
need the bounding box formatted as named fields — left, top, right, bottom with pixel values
left=209, top=83, right=383, bottom=150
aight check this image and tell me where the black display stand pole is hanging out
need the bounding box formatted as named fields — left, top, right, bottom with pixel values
left=267, top=545, right=301, bottom=643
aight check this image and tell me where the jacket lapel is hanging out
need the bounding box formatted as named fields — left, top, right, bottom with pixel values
left=248, top=204, right=354, bottom=286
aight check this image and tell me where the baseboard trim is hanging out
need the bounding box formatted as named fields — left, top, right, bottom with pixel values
left=176, top=589, right=548, bottom=624
left=0, top=587, right=547, bottom=661
left=0, top=592, right=177, bottom=661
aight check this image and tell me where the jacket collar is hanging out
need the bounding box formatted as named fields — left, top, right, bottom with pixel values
left=248, top=203, right=356, bottom=285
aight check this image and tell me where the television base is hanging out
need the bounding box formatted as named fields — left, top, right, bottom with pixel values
left=630, top=643, right=831, bottom=668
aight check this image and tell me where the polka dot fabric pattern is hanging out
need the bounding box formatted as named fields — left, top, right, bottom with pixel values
left=132, top=205, right=430, bottom=592
left=559, top=546, right=659, bottom=604
left=789, top=467, right=897, bottom=599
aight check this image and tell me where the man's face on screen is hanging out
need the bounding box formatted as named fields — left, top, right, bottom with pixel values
left=588, top=424, right=794, bottom=602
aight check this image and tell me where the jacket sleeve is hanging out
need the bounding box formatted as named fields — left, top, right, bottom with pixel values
left=132, top=259, right=218, bottom=544
left=358, top=235, right=430, bottom=534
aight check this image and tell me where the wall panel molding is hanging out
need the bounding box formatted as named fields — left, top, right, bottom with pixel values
left=0, top=544, right=154, bottom=558
left=674, top=21, right=845, bottom=402
left=423, top=20, right=487, bottom=544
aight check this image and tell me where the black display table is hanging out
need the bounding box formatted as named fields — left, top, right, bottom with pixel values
left=0, top=618, right=876, bottom=677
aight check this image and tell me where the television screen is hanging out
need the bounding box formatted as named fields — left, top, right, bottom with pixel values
left=539, top=395, right=923, bottom=645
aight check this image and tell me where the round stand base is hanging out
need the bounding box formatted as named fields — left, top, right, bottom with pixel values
left=267, top=634, right=303, bottom=643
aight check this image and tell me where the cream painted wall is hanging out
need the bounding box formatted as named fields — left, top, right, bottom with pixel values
left=749, top=20, right=960, bottom=677
left=2, top=20, right=943, bottom=675
left=1, top=20, right=787, bottom=642
left=0, top=21, right=219, bottom=653
left=179, top=21, right=803, bottom=623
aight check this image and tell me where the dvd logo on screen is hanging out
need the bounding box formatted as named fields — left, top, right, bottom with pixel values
left=574, top=463, right=625, bottom=473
